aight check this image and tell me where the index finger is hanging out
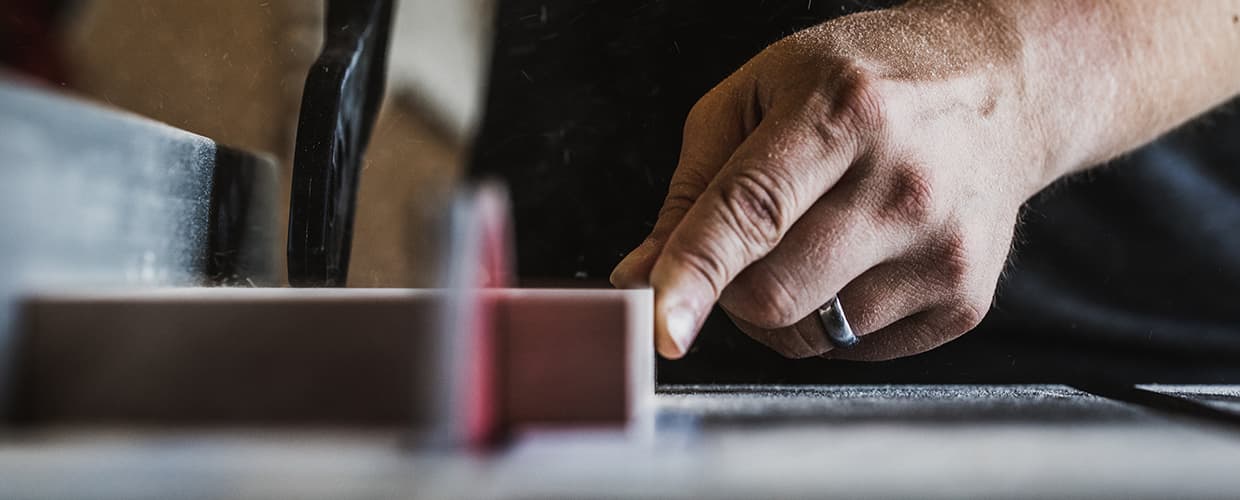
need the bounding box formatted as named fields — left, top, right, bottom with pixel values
left=611, top=80, right=753, bottom=289
left=649, top=110, right=859, bottom=357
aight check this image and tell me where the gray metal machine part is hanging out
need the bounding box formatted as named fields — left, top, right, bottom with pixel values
left=0, top=78, right=277, bottom=407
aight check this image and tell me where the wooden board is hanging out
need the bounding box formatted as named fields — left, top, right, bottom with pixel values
left=8, top=288, right=652, bottom=437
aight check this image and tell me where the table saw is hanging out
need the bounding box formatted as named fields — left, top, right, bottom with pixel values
left=3, top=1, right=1240, bottom=498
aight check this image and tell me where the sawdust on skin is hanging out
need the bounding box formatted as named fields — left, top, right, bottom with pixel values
left=781, top=0, right=1023, bottom=83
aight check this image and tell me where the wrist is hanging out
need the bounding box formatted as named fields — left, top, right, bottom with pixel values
left=995, top=1, right=1103, bottom=188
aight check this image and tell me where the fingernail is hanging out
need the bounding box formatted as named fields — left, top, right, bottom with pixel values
left=664, top=304, right=699, bottom=356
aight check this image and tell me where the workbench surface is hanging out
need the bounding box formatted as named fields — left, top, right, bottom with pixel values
left=3, top=385, right=1239, bottom=499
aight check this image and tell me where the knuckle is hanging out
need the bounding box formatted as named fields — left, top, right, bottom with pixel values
left=717, top=169, right=793, bottom=250
left=797, top=61, right=886, bottom=162
left=669, top=238, right=731, bottom=299
left=685, top=85, right=744, bottom=136
left=939, top=298, right=988, bottom=334
left=879, top=163, right=938, bottom=226
left=662, top=178, right=707, bottom=218
left=676, top=164, right=713, bottom=192
left=929, top=229, right=973, bottom=288
left=661, top=167, right=713, bottom=220
left=657, top=201, right=690, bottom=223
left=724, top=263, right=802, bottom=329
left=831, top=63, right=888, bottom=135
left=685, top=93, right=722, bottom=130
left=836, top=288, right=884, bottom=335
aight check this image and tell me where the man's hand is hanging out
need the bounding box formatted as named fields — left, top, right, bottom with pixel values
left=612, top=2, right=1046, bottom=360
left=612, top=0, right=1240, bottom=360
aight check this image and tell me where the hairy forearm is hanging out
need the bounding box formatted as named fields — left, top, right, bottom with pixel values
left=995, top=0, right=1240, bottom=181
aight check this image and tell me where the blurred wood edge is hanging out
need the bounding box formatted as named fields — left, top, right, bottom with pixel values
left=7, top=288, right=653, bottom=443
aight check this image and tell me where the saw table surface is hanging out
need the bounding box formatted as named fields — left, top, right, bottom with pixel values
left=4, top=384, right=1240, bottom=499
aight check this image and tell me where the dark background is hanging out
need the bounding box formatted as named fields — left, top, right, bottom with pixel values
left=471, top=0, right=1240, bottom=385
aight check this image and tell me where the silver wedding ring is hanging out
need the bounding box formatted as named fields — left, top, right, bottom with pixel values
left=817, top=296, right=858, bottom=349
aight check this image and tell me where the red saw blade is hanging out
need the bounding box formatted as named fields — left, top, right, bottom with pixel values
left=435, top=181, right=514, bottom=448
